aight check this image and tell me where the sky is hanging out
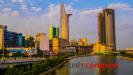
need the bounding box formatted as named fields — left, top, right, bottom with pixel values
left=0, top=0, right=133, bottom=49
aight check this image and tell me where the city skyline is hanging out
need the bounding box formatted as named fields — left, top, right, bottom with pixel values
left=0, top=0, right=133, bottom=49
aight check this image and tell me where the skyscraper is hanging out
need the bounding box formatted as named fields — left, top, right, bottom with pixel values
left=35, top=33, right=49, bottom=51
left=60, top=3, right=71, bottom=41
left=98, top=8, right=116, bottom=51
left=49, top=25, right=59, bottom=40
left=98, top=13, right=106, bottom=45
left=0, top=25, right=5, bottom=49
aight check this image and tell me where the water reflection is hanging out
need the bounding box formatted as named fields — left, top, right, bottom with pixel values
left=95, top=56, right=117, bottom=75
left=44, top=56, right=133, bottom=75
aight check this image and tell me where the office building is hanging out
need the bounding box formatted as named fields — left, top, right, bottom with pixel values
left=52, top=38, right=59, bottom=55
left=4, top=31, right=24, bottom=47
left=98, top=8, right=116, bottom=51
left=0, top=25, right=25, bottom=48
left=0, top=25, right=6, bottom=49
left=60, top=3, right=72, bottom=41
left=35, top=33, right=49, bottom=51
left=24, top=35, right=34, bottom=48
left=49, top=25, right=59, bottom=40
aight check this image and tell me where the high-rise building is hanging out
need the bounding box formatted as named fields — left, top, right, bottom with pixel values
left=60, top=3, right=72, bottom=41
left=24, top=35, right=34, bottom=47
left=48, top=25, right=59, bottom=40
left=0, top=25, right=25, bottom=48
left=35, top=33, right=49, bottom=51
left=98, top=13, right=106, bottom=45
left=98, top=8, right=116, bottom=51
left=0, top=25, right=6, bottom=49
left=52, top=38, right=59, bottom=55
left=4, top=31, right=24, bottom=47
left=16, top=33, right=23, bottom=47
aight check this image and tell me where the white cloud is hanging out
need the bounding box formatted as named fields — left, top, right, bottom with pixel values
left=32, top=7, right=42, bottom=12
left=11, top=11, right=19, bottom=16
left=0, top=0, right=4, bottom=3
left=18, top=0, right=24, bottom=3
left=2, top=8, right=12, bottom=13
left=73, top=0, right=79, bottom=2
left=108, top=3, right=129, bottom=9
left=11, top=0, right=28, bottom=11
left=45, top=4, right=60, bottom=19
left=12, top=0, right=16, bottom=3
left=108, top=3, right=133, bottom=11
left=12, top=0, right=24, bottom=3
left=0, top=7, right=19, bottom=16
left=80, top=8, right=102, bottom=15
left=20, top=4, right=27, bottom=10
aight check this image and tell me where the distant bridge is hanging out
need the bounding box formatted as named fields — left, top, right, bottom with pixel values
left=0, top=58, right=46, bottom=69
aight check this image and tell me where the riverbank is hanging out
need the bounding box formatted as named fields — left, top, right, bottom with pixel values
left=39, top=59, right=68, bottom=75
left=40, top=55, right=133, bottom=75
left=118, top=56, right=133, bottom=61
left=39, top=55, right=78, bottom=75
left=2, top=53, right=75, bottom=75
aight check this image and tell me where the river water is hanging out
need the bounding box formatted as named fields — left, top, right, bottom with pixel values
left=45, top=56, right=133, bottom=75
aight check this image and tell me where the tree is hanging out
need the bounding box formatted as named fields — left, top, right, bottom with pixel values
left=29, top=37, right=35, bottom=48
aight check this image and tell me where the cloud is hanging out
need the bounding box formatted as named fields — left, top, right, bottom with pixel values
left=108, top=3, right=133, bottom=11
left=31, top=7, right=42, bottom=12
left=20, top=4, right=27, bottom=10
left=0, top=7, right=19, bottom=16
left=80, top=8, right=102, bottom=15
left=108, top=3, right=129, bottom=9
left=12, top=0, right=17, bottom=3
left=45, top=4, right=60, bottom=19
left=2, top=8, right=12, bottom=13
left=11, top=0, right=28, bottom=11
left=11, top=11, right=19, bottom=16
left=73, top=0, right=79, bottom=2
left=12, top=0, right=24, bottom=3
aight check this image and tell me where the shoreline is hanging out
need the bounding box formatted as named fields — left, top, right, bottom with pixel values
left=117, top=56, right=133, bottom=61
left=39, top=55, right=133, bottom=75
left=39, top=56, right=78, bottom=75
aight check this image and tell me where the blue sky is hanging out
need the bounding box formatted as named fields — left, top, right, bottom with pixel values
left=0, top=0, right=133, bottom=49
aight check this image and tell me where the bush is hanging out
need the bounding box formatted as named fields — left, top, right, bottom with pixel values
left=4, top=53, right=73, bottom=75
left=5, top=68, right=24, bottom=75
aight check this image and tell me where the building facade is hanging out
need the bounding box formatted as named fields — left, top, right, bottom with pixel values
left=0, top=25, right=24, bottom=48
left=98, top=8, right=116, bottom=51
left=4, top=31, right=24, bottom=47
left=60, top=3, right=71, bottom=41
left=49, top=25, right=59, bottom=40
left=52, top=38, right=59, bottom=55
left=35, top=33, right=49, bottom=51
left=24, top=35, right=34, bottom=48
left=0, top=25, right=6, bottom=49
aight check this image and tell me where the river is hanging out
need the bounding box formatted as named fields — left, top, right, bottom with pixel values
left=44, top=56, right=133, bottom=75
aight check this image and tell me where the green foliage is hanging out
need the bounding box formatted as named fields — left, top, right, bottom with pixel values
left=4, top=68, right=24, bottom=75
left=120, top=51, right=133, bottom=58
left=11, top=52, right=27, bottom=57
left=4, top=53, right=74, bottom=75
left=120, top=51, right=126, bottom=55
